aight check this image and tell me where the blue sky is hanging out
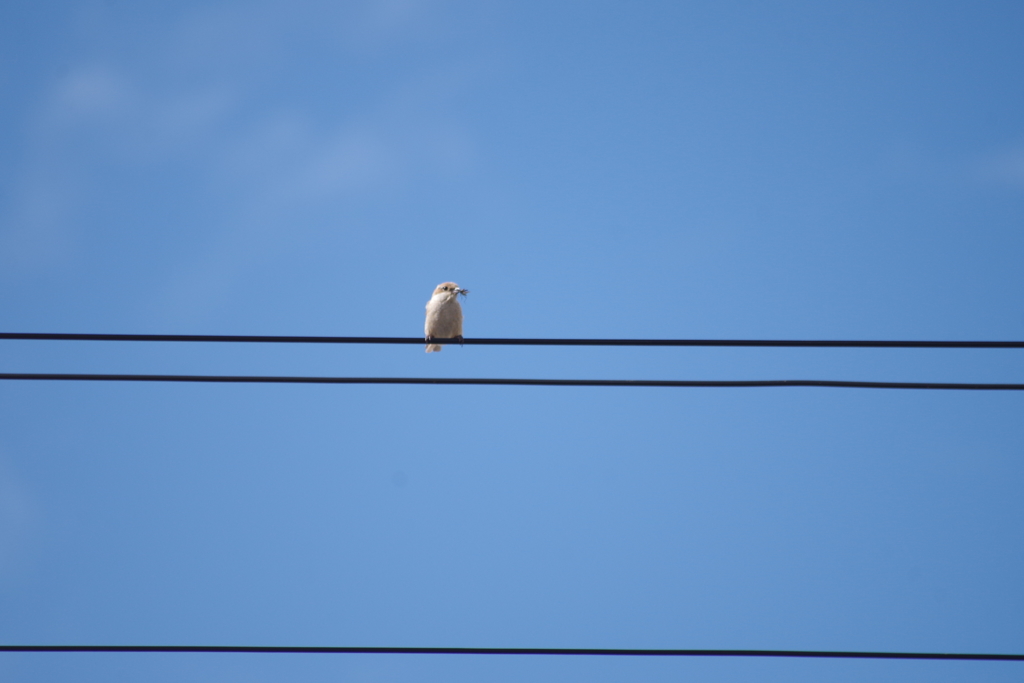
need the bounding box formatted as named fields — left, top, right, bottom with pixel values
left=1, top=1, right=1023, bottom=681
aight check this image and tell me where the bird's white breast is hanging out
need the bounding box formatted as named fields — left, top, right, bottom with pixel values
left=425, top=295, right=463, bottom=338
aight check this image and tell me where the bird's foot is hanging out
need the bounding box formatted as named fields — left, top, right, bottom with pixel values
left=456, top=335, right=464, bottom=347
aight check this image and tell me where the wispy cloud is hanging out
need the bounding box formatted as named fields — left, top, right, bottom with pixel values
left=973, top=144, right=1024, bottom=190
left=0, top=455, right=37, bottom=584
left=52, top=65, right=132, bottom=118
left=881, top=137, right=1024, bottom=193
left=2, top=1, right=486, bottom=326
left=0, top=61, right=235, bottom=273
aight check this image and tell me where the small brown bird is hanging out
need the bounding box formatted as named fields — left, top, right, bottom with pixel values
left=424, top=281, right=468, bottom=352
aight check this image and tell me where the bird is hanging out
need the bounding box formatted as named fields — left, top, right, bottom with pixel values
left=424, top=281, right=468, bottom=352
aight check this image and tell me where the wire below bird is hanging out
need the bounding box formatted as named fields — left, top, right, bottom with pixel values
left=0, top=644, right=1022, bottom=661
left=1, top=333, right=1023, bottom=348
left=0, top=373, right=1022, bottom=390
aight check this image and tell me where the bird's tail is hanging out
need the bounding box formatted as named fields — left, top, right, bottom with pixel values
left=425, top=344, right=442, bottom=353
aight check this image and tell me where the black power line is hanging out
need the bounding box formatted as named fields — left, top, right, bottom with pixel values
left=2, top=333, right=1023, bottom=348
left=1, top=373, right=1022, bottom=390
left=0, top=645, right=1021, bottom=661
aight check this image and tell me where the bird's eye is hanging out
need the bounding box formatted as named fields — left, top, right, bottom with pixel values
left=442, top=286, right=449, bottom=290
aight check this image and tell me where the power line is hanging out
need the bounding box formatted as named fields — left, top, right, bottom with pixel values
left=1, top=373, right=1022, bottom=390
left=0, top=645, right=1021, bottom=660
left=1, top=333, right=1022, bottom=348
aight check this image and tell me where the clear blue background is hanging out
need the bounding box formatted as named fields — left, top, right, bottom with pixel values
left=1, top=1, right=1023, bottom=681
